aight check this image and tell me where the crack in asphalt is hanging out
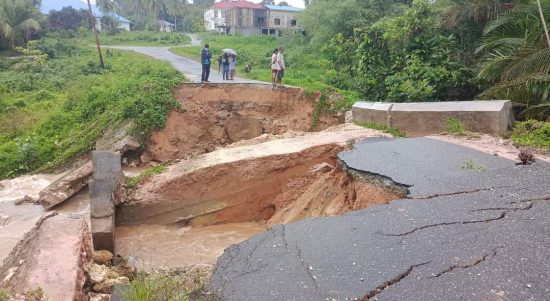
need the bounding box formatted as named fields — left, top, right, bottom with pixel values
left=427, top=247, right=501, bottom=279
left=411, top=186, right=509, bottom=200
left=358, top=262, right=430, bottom=301
left=471, top=203, right=534, bottom=212
left=510, top=195, right=550, bottom=204
left=294, top=242, right=323, bottom=297
left=378, top=212, right=508, bottom=237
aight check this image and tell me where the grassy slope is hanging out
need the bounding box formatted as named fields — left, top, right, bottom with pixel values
left=0, top=35, right=185, bottom=179
left=170, top=33, right=359, bottom=112
left=86, top=31, right=191, bottom=46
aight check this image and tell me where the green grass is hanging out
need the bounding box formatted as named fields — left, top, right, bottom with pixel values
left=460, top=160, right=487, bottom=173
left=511, top=120, right=550, bottom=150
left=91, top=31, right=191, bottom=46
left=125, top=164, right=167, bottom=187
left=446, top=117, right=465, bottom=135
left=354, top=121, right=406, bottom=137
left=170, top=32, right=360, bottom=112
left=121, top=272, right=189, bottom=301
left=0, top=36, right=185, bottom=180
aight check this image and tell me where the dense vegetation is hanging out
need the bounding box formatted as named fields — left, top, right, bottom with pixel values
left=0, top=36, right=184, bottom=179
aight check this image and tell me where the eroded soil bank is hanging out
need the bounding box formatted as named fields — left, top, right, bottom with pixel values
left=144, top=84, right=341, bottom=162
left=116, top=125, right=400, bottom=268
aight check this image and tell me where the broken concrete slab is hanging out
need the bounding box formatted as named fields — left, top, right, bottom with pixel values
left=90, top=151, right=122, bottom=253
left=118, top=125, right=392, bottom=226
left=352, top=100, right=514, bottom=136
left=39, top=162, right=93, bottom=210
left=209, top=138, right=550, bottom=301
left=0, top=214, right=91, bottom=301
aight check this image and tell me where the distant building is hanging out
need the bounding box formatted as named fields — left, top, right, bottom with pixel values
left=158, top=20, right=176, bottom=33
left=204, top=0, right=303, bottom=36
left=40, top=0, right=131, bottom=31
left=263, top=4, right=303, bottom=35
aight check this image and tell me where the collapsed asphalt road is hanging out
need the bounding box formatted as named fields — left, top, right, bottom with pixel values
left=210, top=138, right=550, bottom=301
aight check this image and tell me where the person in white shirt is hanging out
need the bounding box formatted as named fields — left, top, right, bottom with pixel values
left=276, top=47, right=285, bottom=85
left=271, top=48, right=279, bottom=86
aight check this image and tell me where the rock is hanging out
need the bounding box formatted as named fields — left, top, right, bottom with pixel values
left=89, top=292, right=110, bottom=301
left=0, top=213, right=10, bottom=226
left=106, top=270, right=119, bottom=279
left=92, top=250, right=113, bottom=265
left=95, top=121, right=141, bottom=154
left=217, top=110, right=231, bottom=120
left=39, top=162, right=93, bottom=210
left=140, top=152, right=152, bottom=164
left=93, top=282, right=113, bottom=294
left=87, top=263, right=109, bottom=284
left=14, top=195, right=35, bottom=205
left=308, top=163, right=334, bottom=174
left=93, top=277, right=130, bottom=294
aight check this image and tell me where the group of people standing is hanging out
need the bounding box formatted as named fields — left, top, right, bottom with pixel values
left=200, top=44, right=286, bottom=85
left=271, top=47, right=285, bottom=86
left=219, top=52, right=237, bottom=80
left=200, top=44, right=237, bottom=83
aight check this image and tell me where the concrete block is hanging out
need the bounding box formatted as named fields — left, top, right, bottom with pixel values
left=89, top=179, right=115, bottom=218
left=352, top=102, right=392, bottom=126
left=351, top=100, right=513, bottom=137
left=390, top=100, right=513, bottom=136
left=90, top=151, right=122, bottom=252
left=91, top=151, right=122, bottom=181
left=91, top=216, right=115, bottom=253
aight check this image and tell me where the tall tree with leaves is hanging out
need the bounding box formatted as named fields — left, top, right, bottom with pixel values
left=477, top=0, right=550, bottom=118
left=0, top=0, right=42, bottom=49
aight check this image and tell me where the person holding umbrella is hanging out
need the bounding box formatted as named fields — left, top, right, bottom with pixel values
left=229, top=54, right=237, bottom=80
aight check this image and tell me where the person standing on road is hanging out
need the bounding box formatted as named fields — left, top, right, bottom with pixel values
left=229, top=54, right=237, bottom=80
left=201, top=44, right=212, bottom=83
left=271, top=48, right=279, bottom=86
left=222, top=53, right=230, bottom=80
left=276, top=47, right=285, bottom=85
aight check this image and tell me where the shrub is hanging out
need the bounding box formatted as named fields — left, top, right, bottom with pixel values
left=446, top=117, right=464, bottom=135
left=511, top=120, right=550, bottom=150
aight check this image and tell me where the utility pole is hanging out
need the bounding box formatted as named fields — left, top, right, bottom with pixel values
left=87, top=0, right=105, bottom=68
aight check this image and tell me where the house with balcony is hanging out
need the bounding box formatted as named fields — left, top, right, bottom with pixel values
left=263, top=4, right=303, bottom=35
left=204, top=1, right=303, bottom=36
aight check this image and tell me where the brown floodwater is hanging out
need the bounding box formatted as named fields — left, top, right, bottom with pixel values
left=115, top=222, right=267, bottom=268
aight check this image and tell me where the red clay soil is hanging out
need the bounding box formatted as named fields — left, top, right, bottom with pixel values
left=145, top=84, right=341, bottom=161
left=119, top=145, right=401, bottom=227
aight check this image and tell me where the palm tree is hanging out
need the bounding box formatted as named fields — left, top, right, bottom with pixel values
left=476, top=0, right=550, bottom=119
left=164, top=0, right=187, bottom=32
left=0, top=0, right=41, bottom=48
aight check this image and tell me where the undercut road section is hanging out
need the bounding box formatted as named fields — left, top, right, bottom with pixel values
left=210, top=137, right=550, bottom=301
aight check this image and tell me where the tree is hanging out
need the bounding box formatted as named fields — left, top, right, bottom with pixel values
left=279, top=1, right=289, bottom=5
left=0, top=0, right=42, bottom=49
left=47, top=7, right=88, bottom=31
left=477, top=0, right=550, bottom=119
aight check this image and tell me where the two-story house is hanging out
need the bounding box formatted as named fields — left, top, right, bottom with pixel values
left=204, top=1, right=303, bottom=36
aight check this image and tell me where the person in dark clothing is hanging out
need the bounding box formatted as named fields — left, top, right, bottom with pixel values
left=222, top=53, right=230, bottom=80
left=201, top=44, right=212, bottom=83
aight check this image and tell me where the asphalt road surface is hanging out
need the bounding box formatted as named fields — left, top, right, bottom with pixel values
left=107, top=45, right=264, bottom=84
left=210, top=137, right=550, bottom=301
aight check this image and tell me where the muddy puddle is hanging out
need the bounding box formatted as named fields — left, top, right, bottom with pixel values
left=115, top=222, right=267, bottom=267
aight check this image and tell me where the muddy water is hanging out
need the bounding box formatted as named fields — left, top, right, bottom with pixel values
left=115, top=222, right=267, bottom=268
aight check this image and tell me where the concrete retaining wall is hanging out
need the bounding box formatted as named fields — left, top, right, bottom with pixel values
left=351, top=100, right=514, bottom=136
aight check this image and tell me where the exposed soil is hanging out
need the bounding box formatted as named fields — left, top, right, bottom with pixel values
left=145, top=84, right=341, bottom=162
left=114, top=125, right=400, bottom=268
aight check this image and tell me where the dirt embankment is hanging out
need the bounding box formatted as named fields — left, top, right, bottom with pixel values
left=145, top=84, right=341, bottom=162
left=119, top=125, right=398, bottom=227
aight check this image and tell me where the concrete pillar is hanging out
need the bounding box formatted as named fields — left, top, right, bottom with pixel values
left=90, top=151, right=122, bottom=252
